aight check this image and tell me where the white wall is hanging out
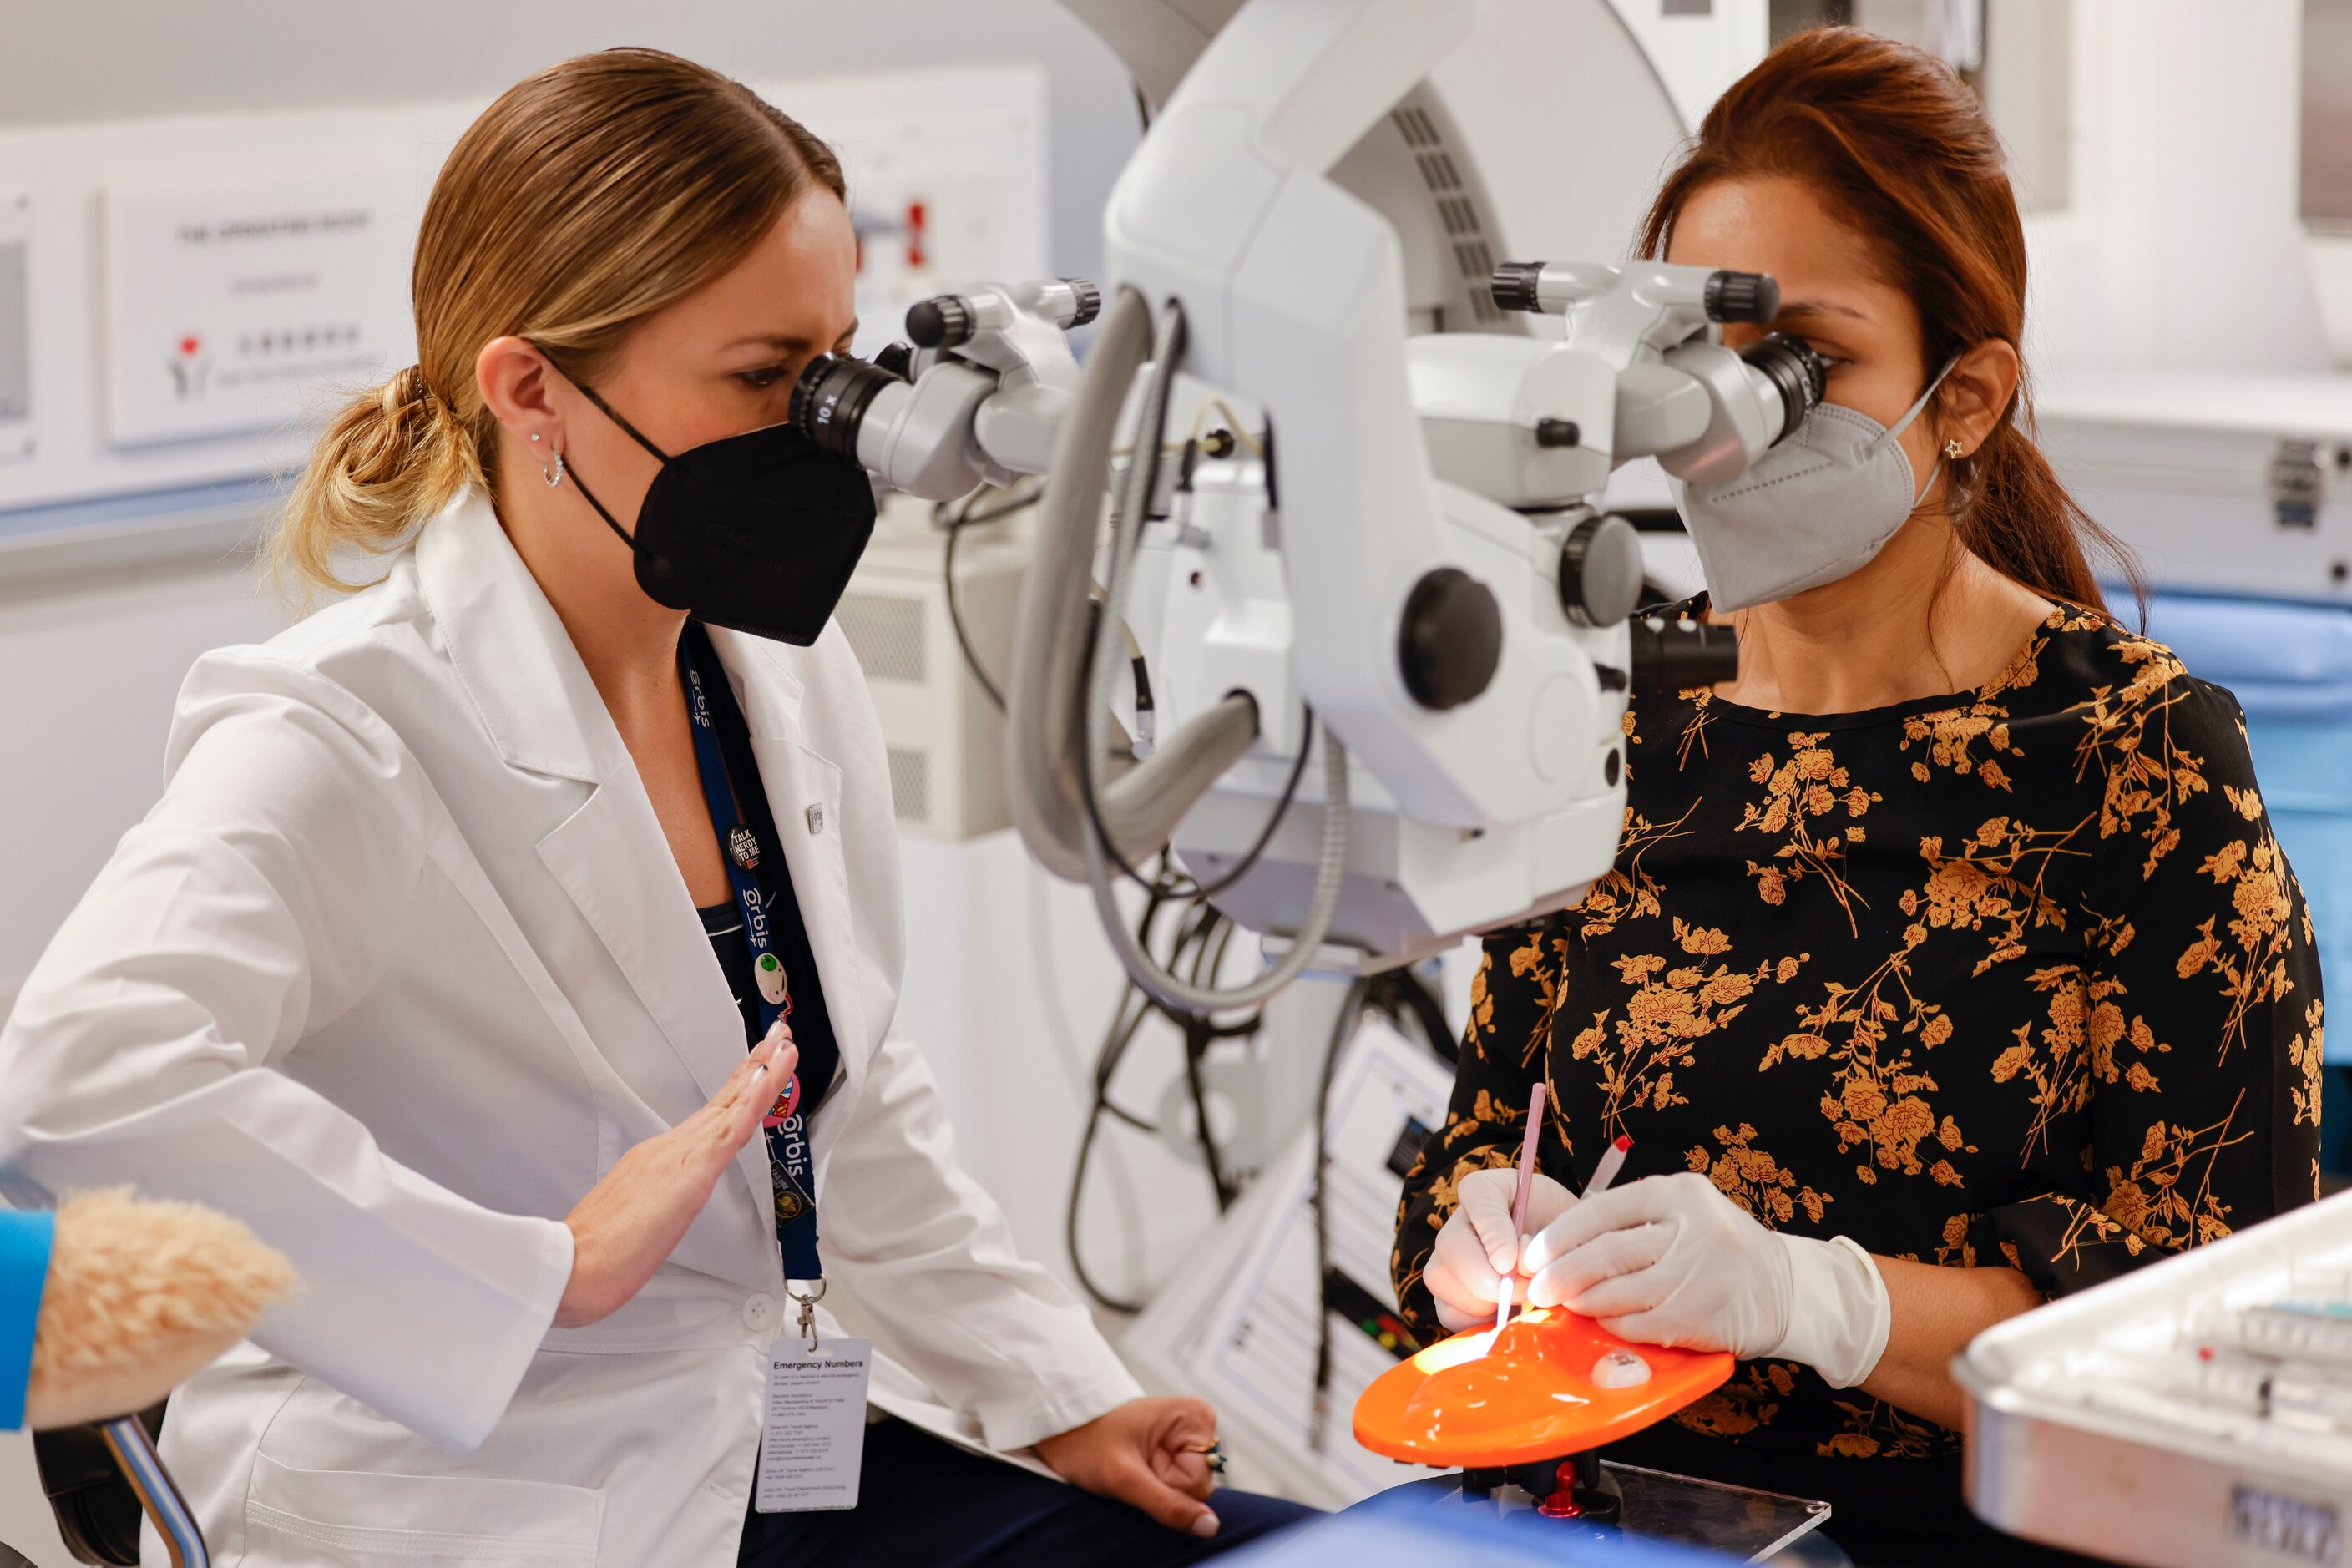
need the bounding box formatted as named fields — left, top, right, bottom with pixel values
left=0, top=2, right=1140, bottom=296
left=0, top=544, right=287, bottom=1005
left=2024, top=0, right=2333, bottom=378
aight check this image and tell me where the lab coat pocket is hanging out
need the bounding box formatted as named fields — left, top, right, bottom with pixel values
left=242, top=1450, right=604, bottom=1565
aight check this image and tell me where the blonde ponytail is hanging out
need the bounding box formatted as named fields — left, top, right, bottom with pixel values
left=268, top=47, right=845, bottom=601
left=271, top=366, right=483, bottom=597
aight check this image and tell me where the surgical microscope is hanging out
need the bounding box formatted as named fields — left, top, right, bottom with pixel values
left=788, top=7, right=1823, bottom=1012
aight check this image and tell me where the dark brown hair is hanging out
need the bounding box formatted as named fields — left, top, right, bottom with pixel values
left=1637, top=27, right=2137, bottom=615
left=276, top=48, right=845, bottom=594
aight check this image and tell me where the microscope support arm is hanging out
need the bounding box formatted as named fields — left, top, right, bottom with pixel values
left=1006, top=286, right=1261, bottom=884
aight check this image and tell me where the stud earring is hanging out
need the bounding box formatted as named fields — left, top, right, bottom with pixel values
left=529, top=432, right=542, bottom=444
left=542, top=451, right=566, bottom=488
left=1945, top=438, right=1965, bottom=459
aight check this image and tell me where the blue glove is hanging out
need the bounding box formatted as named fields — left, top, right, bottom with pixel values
left=0, top=1207, right=55, bottom=1430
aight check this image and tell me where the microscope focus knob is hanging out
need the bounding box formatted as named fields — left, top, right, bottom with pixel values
left=1559, top=514, right=1644, bottom=627
left=1703, top=270, right=1780, bottom=323
left=906, top=294, right=975, bottom=350
left=1398, top=568, right=1503, bottom=711
left=1061, top=276, right=1102, bottom=328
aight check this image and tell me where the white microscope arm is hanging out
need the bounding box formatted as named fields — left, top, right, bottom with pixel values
left=1107, top=0, right=1540, bottom=827
left=1010, top=0, right=1746, bottom=987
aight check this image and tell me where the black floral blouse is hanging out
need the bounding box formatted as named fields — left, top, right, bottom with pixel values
left=1391, top=604, right=2322, bottom=1537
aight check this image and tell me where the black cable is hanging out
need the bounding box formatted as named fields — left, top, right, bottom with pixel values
left=1260, top=417, right=1279, bottom=513
left=1181, top=1020, right=1237, bottom=1212
left=1093, top=983, right=1160, bottom=1133
left=1066, top=873, right=1185, bottom=1313
left=1128, top=650, right=1156, bottom=755
left=1177, top=902, right=1252, bottom=1211
left=936, top=484, right=1043, bottom=717
left=1065, top=882, right=1452, bottom=1319
left=1382, top=963, right=1458, bottom=1067
left=1203, top=920, right=1239, bottom=991
left=1065, top=872, right=1278, bottom=1305
left=956, top=485, right=1049, bottom=528
left=1065, top=860, right=1262, bottom=1310
left=1182, top=706, right=1318, bottom=902
left=1066, top=1096, right=1147, bottom=1313
left=941, top=512, right=1007, bottom=715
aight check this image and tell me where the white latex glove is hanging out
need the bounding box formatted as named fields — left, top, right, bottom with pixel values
left=1521, top=1171, right=1891, bottom=1388
left=1424, top=1166, right=1578, bottom=1333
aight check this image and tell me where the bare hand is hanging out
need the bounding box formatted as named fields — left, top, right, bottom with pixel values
left=555, top=1024, right=792, bottom=1328
left=1034, top=1395, right=1222, bottom=1538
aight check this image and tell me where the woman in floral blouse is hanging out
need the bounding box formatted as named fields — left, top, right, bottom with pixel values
left=1392, top=30, right=2319, bottom=1566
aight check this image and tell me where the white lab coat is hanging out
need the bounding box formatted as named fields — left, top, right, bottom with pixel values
left=0, top=491, right=1142, bottom=1565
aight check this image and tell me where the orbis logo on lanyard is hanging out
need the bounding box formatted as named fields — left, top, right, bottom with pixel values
left=680, top=625, right=874, bottom=1515
left=678, top=627, right=820, bottom=1284
left=721, top=827, right=797, bottom=1079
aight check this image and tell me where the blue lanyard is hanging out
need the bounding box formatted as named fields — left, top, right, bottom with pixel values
left=679, top=630, right=821, bottom=1283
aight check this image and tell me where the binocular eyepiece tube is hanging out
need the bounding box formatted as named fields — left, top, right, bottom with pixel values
left=1490, top=261, right=1781, bottom=324
left=905, top=278, right=1105, bottom=350
left=794, top=279, right=1107, bottom=468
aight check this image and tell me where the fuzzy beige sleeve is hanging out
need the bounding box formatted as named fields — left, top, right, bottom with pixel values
left=26, top=1188, right=296, bottom=1430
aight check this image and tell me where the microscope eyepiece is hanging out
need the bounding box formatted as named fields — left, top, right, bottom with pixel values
left=1738, top=332, right=1828, bottom=444
left=791, top=352, right=906, bottom=462
left=1489, top=261, right=1545, bottom=315
left=1703, top=271, right=1779, bottom=324
left=906, top=294, right=976, bottom=350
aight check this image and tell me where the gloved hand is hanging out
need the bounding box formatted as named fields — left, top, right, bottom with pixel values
left=1521, top=1171, right=1891, bottom=1388
left=1424, top=1166, right=1578, bottom=1333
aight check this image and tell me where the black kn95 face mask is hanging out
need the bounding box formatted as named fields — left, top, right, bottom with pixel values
left=556, top=372, right=878, bottom=646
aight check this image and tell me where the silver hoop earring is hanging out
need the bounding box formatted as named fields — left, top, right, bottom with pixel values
left=543, top=452, right=566, bottom=488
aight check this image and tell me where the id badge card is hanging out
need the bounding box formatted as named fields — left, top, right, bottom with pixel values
left=754, top=1337, right=873, bottom=1513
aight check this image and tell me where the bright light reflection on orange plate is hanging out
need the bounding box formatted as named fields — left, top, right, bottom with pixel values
left=1353, top=1307, right=1733, bottom=1469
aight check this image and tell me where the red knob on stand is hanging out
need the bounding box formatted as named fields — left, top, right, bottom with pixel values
left=1536, top=1459, right=1584, bottom=1520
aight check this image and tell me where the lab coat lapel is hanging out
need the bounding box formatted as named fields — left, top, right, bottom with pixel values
left=526, top=721, right=776, bottom=1234
left=709, top=630, right=868, bottom=1115
left=417, top=494, right=766, bottom=1192
left=535, top=778, right=747, bottom=1112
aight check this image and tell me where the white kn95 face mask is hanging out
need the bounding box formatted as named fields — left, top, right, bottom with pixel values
left=1667, top=357, right=1959, bottom=612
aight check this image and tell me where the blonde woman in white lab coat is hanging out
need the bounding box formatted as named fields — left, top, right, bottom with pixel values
left=0, top=48, right=1312, bottom=1567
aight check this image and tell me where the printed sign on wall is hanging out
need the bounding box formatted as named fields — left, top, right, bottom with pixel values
left=98, top=171, right=414, bottom=448
left=0, top=64, right=1045, bottom=515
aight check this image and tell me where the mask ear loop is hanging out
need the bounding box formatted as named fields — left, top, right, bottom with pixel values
left=528, top=344, right=674, bottom=550
left=1876, top=352, right=1966, bottom=508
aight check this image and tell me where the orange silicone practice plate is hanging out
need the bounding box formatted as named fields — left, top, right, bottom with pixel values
left=1353, top=1308, right=1734, bottom=1469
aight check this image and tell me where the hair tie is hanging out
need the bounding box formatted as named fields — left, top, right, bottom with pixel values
left=398, top=365, right=438, bottom=409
